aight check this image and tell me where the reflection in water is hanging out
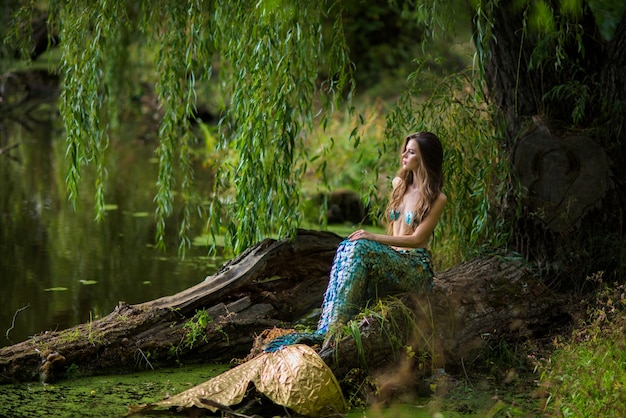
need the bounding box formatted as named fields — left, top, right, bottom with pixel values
left=0, top=116, right=220, bottom=348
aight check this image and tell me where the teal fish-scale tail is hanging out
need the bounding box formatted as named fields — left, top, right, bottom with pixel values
left=317, top=239, right=432, bottom=334
left=262, top=332, right=324, bottom=353
left=262, top=239, right=433, bottom=352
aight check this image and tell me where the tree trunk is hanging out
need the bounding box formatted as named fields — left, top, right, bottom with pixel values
left=480, top=0, right=626, bottom=283
left=0, top=230, right=569, bottom=386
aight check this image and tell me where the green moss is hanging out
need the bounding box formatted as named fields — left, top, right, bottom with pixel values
left=0, top=363, right=230, bottom=417
left=59, top=328, right=81, bottom=344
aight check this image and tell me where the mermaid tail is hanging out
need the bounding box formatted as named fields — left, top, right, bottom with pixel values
left=262, top=331, right=325, bottom=353
left=317, top=239, right=432, bottom=333
left=263, top=239, right=433, bottom=352
left=131, top=344, right=346, bottom=416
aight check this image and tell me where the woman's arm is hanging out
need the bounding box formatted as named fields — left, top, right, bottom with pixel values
left=349, top=193, right=447, bottom=248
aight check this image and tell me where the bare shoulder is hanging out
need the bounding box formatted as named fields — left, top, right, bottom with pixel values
left=432, top=192, right=447, bottom=214
left=392, top=176, right=402, bottom=189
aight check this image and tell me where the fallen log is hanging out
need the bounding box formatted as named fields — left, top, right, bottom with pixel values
left=319, top=255, right=570, bottom=382
left=0, top=230, right=569, bottom=386
left=0, top=230, right=341, bottom=384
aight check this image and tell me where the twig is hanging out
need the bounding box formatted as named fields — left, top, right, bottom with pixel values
left=134, top=348, right=154, bottom=370
left=461, top=357, right=474, bottom=388
left=0, top=141, right=20, bottom=155
left=5, top=303, right=30, bottom=341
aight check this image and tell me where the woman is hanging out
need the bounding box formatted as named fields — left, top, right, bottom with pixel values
left=134, top=132, right=446, bottom=416
left=264, top=131, right=446, bottom=352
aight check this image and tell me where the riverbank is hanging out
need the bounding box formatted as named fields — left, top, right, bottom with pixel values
left=0, top=361, right=545, bottom=417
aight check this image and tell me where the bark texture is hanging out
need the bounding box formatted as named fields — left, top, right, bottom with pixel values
left=479, top=0, right=626, bottom=282
left=0, top=230, right=569, bottom=385
left=320, top=254, right=569, bottom=380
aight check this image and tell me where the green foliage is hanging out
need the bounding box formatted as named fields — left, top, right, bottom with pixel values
left=5, top=0, right=623, bottom=262
left=54, top=0, right=120, bottom=220
left=371, top=63, right=518, bottom=264
left=5, top=0, right=356, bottom=256
left=299, top=102, right=386, bottom=203
left=181, top=308, right=229, bottom=351
left=3, top=0, right=487, bottom=261
left=87, top=311, right=104, bottom=345
left=2, top=0, right=36, bottom=65
left=472, top=0, right=609, bottom=71
left=543, top=78, right=593, bottom=125
left=529, top=0, right=556, bottom=34
left=341, top=368, right=375, bottom=410
left=299, top=58, right=514, bottom=265
left=182, top=309, right=210, bottom=349
left=207, top=0, right=352, bottom=254
left=59, top=328, right=81, bottom=343
left=338, top=0, right=469, bottom=87
left=539, top=272, right=626, bottom=417
left=327, top=298, right=418, bottom=374
left=65, top=363, right=81, bottom=379
left=145, top=2, right=203, bottom=254
left=588, top=0, right=626, bottom=40
left=472, top=0, right=625, bottom=128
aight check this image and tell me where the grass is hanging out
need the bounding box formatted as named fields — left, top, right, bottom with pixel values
left=59, top=328, right=81, bottom=344
left=537, top=275, right=626, bottom=417
left=87, top=312, right=104, bottom=346
left=318, top=275, right=626, bottom=417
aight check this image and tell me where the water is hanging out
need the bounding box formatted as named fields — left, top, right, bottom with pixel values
left=0, top=362, right=231, bottom=417
left=0, top=113, right=222, bottom=349
left=0, top=110, right=541, bottom=418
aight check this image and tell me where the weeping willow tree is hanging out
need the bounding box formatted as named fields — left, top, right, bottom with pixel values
left=4, top=0, right=626, bottom=286
left=473, top=0, right=626, bottom=285
left=4, top=0, right=354, bottom=256
left=207, top=2, right=353, bottom=254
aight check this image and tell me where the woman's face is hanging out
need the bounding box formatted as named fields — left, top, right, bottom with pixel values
left=401, top=139, right=421, bottom=171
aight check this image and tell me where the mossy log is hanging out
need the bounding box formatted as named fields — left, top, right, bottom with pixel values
left=319, top=255, right=570, bottom=382
left=0, top=230, right=569, bottom=385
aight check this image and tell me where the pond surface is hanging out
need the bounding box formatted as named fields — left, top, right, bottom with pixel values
left=0, top=113, right=222, bottom=349
left=0, top=362, right=231, bottom=417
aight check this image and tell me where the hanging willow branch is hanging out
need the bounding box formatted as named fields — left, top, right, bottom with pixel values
left=210, top=0, right=340, bottom=254
left=2, top=0, right=516, bottom=261
left=143, top=1, right=200, bottom=252
left=5, top=0, right=353, bottom=256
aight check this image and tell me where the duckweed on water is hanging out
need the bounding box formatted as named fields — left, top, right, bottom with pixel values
left=0, top=359, right=543, bottom=417
left=0, top=363, right=230, bottom=417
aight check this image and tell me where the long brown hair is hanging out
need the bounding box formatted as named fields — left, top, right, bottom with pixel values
left=385, top=132, right=444, bottom=233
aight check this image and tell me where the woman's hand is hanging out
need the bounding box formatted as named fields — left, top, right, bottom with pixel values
left=348, top=229, right=375, bottom=241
